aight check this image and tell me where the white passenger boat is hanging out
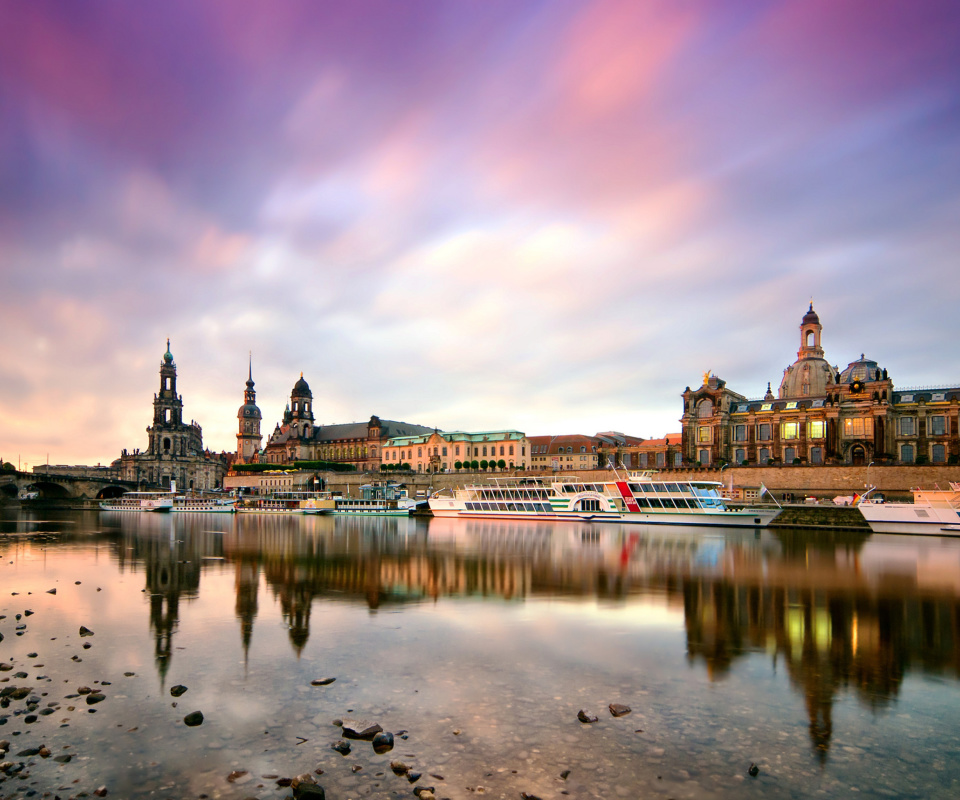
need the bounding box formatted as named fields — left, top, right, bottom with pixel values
left=428, top=472, right=780, bottom=527
left=100, top=490, right=236, bottom=513
left=858, top=483, right=960, bottom=535
left=239, top=491, right=334, bottom=514
left=172, top=493, right=237, bottom=513
left=99, top=491, right=174, bottom=513
left=319, top=482, right=418, bottom=516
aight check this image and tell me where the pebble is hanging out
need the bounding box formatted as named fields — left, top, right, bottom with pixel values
left=310, top=678, right=336, bottom=686
left=372, top=731, right=394, bottom=754
left=184, top=711, right=204, bottom=727
left=609, top=704, right=631, bottom=717
left=170, top=685, right=188, bottom=697
left=577, top=710, right=598, bottom=723
left=78, top=626, right=94, bottom=637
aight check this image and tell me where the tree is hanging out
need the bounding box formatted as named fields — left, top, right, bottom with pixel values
left=401, top=462, right=411, bottom=471
left=454, top=460, right=463, bottom=471
left=497, top=459, right=506, bottom=470
left=470, top=460, right=479, bottom=470
left=480, top=459, right=489, bottom=470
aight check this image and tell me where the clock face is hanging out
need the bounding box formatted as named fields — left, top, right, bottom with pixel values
left=850, top=379, right=863, bottom=394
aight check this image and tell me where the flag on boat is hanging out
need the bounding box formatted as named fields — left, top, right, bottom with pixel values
left=852, top=492, right=860, bottom=506
left=759, top=483, right=769, bottom=497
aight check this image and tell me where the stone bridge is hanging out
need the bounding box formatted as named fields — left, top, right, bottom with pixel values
left=0, top=470, right=144, bottom=500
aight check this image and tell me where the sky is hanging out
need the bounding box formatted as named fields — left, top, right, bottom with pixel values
left=1, top=0, right=959, bottom=468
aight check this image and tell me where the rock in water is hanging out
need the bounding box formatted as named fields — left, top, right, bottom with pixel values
left=341, top=719, right=383, bottom=739
left=85, top=692, right=106, bottom=705
left=331, top=740, right=351, bottom=756
left=577, top=710, right=598, bottom=723
left=310, top=678, right=336, bottom=686
left=46, top=589, right=56, bottom=595
left=184, top=711, right=204, bottom=727
left=609, top=704, right=631, bottom=717
left=372, top=731, right=394, bottom=754
left=170, top=685, right=188, bottom=697
left=79, top=626, right=94, bottom=637
left=748, top=763, right=760, bottom=777
left=390, top=761, right=410, bottom=775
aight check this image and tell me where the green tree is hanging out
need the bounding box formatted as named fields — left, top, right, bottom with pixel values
left=470, top=460, right=479, bottom=470
left=454, top=461, right=463, bottom=471
left=480, top=459, right=489, bottom=470
left=497, top=459, right=506, bottom=470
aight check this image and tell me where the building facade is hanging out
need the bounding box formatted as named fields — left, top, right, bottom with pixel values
left=680, top=305, right=960, bottom=467
left=119, top=341, right=228, bottom=490
left=383, top=430, right=530, bottom=473
left=528, top=434, right=616, bottom=471
left=261, top=375, right=434, bottom=471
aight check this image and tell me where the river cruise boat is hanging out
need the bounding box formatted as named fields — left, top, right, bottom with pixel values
left=100, top=491, right=174, bottom=513
left=858, top=483, right=960, bottom=535
left=100, top=491, right=236, bottom=513
left=428, top=472, right=780, bottom=527
left=239, top=491, right=334, bottom=514
left=306, top=482, right=419, bottom=516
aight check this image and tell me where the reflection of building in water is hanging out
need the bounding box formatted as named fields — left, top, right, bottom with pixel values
left=143, top=538, right=201, bottom=684
left=679, top=574, right=960, bottom=761
left=235, top=557, right=260, bottom=666
left=116, top=513, right=960, bottom=762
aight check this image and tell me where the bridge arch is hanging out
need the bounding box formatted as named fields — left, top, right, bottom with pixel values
left=26, top=481, right=73, bottom=499
left=96, top=485, right=128, bottom=499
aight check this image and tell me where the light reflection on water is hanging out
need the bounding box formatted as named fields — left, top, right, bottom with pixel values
left=1, top=509, right=960, bottom=799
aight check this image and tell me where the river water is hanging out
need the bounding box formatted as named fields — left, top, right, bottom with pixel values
left=2, top=509, right=960, bottom=799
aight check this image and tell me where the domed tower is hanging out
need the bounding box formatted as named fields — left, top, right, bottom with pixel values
left=289, top=373, right=314, bottom=437
left=236, top=355, right=262, bottom=464
left=778, top=303, right=838, bottom=399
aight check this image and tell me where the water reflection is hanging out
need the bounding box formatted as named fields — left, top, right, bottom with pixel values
left=4, top=507, right=960, bottom=788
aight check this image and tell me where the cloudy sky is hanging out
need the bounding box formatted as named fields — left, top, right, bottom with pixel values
left=2, top=0, right=959, bottom=468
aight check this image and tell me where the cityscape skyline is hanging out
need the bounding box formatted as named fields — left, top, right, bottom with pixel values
left=2, top=1, right=960, bottom=467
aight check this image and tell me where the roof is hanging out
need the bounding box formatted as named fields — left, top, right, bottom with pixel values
left=315, top=420, right=435, bottom=442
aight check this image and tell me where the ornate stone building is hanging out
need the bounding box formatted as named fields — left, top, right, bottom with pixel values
left=119, top=341, right=228, bottom=489
left=681, top=305, right=960, bottom=466
left=261, top=374, right=433, bottom=470
left=235, top=356, right=262, bottom=464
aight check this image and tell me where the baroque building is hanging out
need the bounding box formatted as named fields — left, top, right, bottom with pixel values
left=680, top=305, right=960, bottom=466
left=119, top=341, right=227, bottom=489
left=236, top=356, right=262, bottom=464
left=261, top=374, right=434, bottom=470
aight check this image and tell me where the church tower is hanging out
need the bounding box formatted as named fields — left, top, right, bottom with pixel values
left=154, top=339, right=183, bottom=428
left=778, top=303, right=837, bottom=399
left=236, top=355, right=263, bottom=464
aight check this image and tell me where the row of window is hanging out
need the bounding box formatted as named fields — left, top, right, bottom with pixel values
left=531, top=445, right=597, bottom=454
left=638, top=452, right=683, bottom=468
left=728, top=447, right=824, bottom=465
left=386, top=444, right=521, bottom=462
left=705, top=415, right=951, bottom=445
left=899, top=416, right=949, bottom=436
left=900, top=444, right=950, bottom=463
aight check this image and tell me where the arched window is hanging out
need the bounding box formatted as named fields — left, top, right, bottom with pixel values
left=509, top=445, right=514, bottom=456
left=163, top=437, right=171, bottom=452
left=418, top=448, right=422, bottom=457
left=806, top=331, right=815, bottom=347
left=697, top=399, right=713, bottom=418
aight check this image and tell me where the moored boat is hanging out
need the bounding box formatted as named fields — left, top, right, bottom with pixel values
left=428, top=471, right=780, bottom=527
left=858, top=483, right=960, bottom=535
left=99, top=491, right=174, bottom=513
left=322, top=482, right=418, bottom=516
left=238, top=490, right=334, bottom=514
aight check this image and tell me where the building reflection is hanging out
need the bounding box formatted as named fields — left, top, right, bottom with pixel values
left=106, top=513, right=960, bottom=759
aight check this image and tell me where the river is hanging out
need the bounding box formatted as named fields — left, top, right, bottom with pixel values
left=2, top=509, right=960, bottom=799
